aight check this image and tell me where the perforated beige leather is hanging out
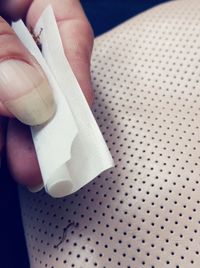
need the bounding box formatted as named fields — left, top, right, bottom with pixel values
left=19, top=1, right=200, bottom=267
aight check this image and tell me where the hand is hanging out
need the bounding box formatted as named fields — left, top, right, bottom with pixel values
left=0, top=0, right=94, bottom=190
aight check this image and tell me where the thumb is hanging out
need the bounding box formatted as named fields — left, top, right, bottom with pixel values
left=0, top=17, right=56, bottom=126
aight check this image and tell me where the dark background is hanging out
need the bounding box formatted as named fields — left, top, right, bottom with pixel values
left=0, top=1, right=169, bottom=267
left=81, top=0, right=169, bottom=36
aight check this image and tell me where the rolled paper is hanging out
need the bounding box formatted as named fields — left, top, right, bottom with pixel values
left=12, top=6, right=114, bottom=198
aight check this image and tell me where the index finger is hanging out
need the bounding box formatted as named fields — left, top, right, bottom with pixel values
left=27, top=0, right=94, bottom=106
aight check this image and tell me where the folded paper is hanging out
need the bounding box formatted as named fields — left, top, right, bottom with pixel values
left=12, top=6, right=114, bottom=198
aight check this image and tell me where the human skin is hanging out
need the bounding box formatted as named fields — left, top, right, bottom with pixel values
left=0, top=0, right=94, bottom=189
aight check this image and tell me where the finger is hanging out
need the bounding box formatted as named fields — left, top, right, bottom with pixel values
left=0, top=0, right=33, bottom=21
left=6, top=0, right=93, bottom=189
left=0, top=101, right=12, bottom=117
left=27, top=0, right=94, bottom=106
left=6, top=118, right=42, bottom=189
left=0, top=16, right=56, bottom=125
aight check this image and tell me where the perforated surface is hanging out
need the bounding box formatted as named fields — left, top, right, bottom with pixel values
left=19, top=1, right=200, bottom=267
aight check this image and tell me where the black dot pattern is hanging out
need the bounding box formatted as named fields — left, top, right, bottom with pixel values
left=19, top=0, right=200, bottom=267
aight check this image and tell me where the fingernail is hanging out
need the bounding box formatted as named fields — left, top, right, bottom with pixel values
left=28, top=183, right=44, bottom=193
left=0, top=60, right=56, bottom=126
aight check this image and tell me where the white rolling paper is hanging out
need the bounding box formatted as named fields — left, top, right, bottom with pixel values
left=12, top=6, right=114, bottom=198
